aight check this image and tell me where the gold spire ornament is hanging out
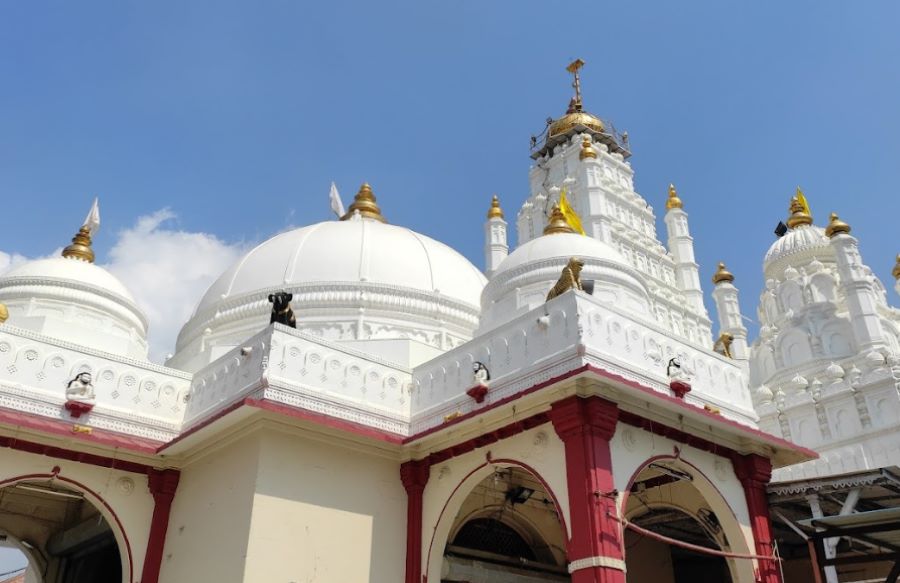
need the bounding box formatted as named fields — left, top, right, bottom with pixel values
left=340, top=183, right=386, bottom=223
left=712, top=262, right=735, bottom=285
left=543, top=204, right=575, bottom=235
left=825, top=212, right=851, bottom=238
left=786, top=194, right=813, bottom=229
left=665, top=183, right=683, bottom=210
left=487, top=195, right=504, bottom=219
left=62, top=198, right=101, bottom=263
left=566, top=58, right=586, bottom=111
left=892, top=254, right=900, bottom=280
left=0, top=303, right=8, bottom=324
left=579, top=136, right=597, bottom=160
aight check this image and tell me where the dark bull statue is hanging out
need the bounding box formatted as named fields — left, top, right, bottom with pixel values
left=268, top=291, right=297, bottom=328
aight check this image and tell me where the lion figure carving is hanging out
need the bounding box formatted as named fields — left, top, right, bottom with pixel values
left=546, top=257, right=585, bottom=301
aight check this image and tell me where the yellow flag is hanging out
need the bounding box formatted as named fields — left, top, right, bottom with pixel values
left=559, top=188, right=585, bottom=235
left=796, top=186, right=811, bottom=215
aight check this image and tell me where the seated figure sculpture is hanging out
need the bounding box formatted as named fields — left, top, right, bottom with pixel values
left=64, top=372, right=96, bottom=418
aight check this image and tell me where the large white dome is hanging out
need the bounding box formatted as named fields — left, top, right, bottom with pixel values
left=0, top=256, right=148, bottom=358
left=763, top=224, right=833, bottom=280
left=169, top=217, right=487, bottom=371
left=479, top=233, right=651, bottom=332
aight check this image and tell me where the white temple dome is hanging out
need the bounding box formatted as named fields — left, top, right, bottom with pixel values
left=170, top=214, right=487, bottom=372
left=763, top=224, right=833, bottom=279
left=479, top=232, right=651, bottom=332
left=0, top=256, right=149, bottom=358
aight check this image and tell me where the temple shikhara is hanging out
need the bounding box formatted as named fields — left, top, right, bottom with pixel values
left=2, top=60, right=900, bottom=583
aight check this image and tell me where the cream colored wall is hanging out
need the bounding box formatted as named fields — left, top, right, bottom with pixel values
left=160, top=435, right=262, bottom=583
left=242, top=429, right=406, bottom=583
left=609, top=425, right=757, bottom=583
left=0, top=447, right=155, bottom=583
left=422, top=422, right=569, bottom=583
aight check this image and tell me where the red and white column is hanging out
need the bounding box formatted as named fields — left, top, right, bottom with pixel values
left=732, top=453, right=781, bottom=583
left=549, top=395, right=625, bottom=583
left=141, top=468, right=180, bottom=583
left=401, top=459, right=430, bottom=583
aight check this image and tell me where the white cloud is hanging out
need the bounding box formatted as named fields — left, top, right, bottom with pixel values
left=103, top=209, right=247, bottom=362
left=0, top=210, right=247, bottom=364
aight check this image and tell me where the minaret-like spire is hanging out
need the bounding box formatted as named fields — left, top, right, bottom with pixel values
left=543, top=204, right=575, bottom=235
left=786, top=187, right=813, bottom=229
left=711, top=262, right=749, bottom=360
left=828, top=210, right=887, bottom=350
left=566, top=58, right=585, bottom=112
left=340, top=183, right=386, bottom=223
left=484, top=195, right=508, bottom=276
left=62, top=198, right=101, bottom=263
left=664, top=184, right=707, bottom=317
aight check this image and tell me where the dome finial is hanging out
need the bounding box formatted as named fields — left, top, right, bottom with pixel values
left=62, top=198, right=101, bottom=263
left=544, top=204, right=575, bottom=235
left=341, top=183, right=386, bottom=223
left=893, top=254, right=900, bottom=280
left=579, top=135, right=597, bottom=160
left=566, top=58, right=586, bottom=112
left=786, top=187, right=813, bottom=228
left=666, top=183, right=683, bottom=210
left=825, top=212, right=851, bottom=238
left=712, top=262, right=735, bottom=285
left=487, top=194, right=504, bottom=219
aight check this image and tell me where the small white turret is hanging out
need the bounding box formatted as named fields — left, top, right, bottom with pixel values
left=712, top=262, right=749, bottom=360
left=663, top=184, right=707, bottom=315
left=484, top=195, right=508, bottom=276
left=826, top=213, right=887, bottom=350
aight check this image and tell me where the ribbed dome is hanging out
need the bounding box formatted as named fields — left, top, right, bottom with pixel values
left=548, top=110, right=605, bottom=138
left=479, top=233, right=651, bottom=332
left=170, top=218, right=487, bottom=371
left=764, top=224, right=833, bottom=279
left=0, top=257, right=148, bottom=358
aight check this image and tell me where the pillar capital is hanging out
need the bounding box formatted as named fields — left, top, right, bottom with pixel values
left=731, top=453, right=772, bottom=486
left=147, top=468, right=180, bottom=500
left=400, top=458, right=430, bottom=494
left=549, top=395, right=619, bottom=441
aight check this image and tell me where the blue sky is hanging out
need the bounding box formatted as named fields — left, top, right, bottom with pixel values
left=0, top=0, right=898, bottom=573
left=2, top=2, right=900, bottom=354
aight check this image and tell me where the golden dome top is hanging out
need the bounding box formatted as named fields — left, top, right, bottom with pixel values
left=341, top=183, right=386, bottom=223
left=786, top=191, right=813, bottom=229
left=712, top=262, right=735, bottom=285
left=549, top=106, right=605, bottom=139
left=487, top=194, right=504, bottom=219
left=61, top=226, right=95, bottom=263
left=665, top=183, right=683, bottom=210
left=544, top=204, right=575, bottom=235
left=579, top=135, right=597, bottom=160
left=825, top=212, right=851, bottom=238
left=893, top=254, right=900, bottom=280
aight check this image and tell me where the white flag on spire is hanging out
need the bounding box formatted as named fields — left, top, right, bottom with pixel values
left=329, top=182, right=345, bottom=218
left=83, top=197, right=101, bottom=235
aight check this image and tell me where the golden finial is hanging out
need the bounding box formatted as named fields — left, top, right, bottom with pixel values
left=786, top=195, right=813, bottom=229
left=566, top=59, right=586, bottom=112
left=487, top=194, right=504, bottom=219
left=61, top=226, right=95, bottom=263
left=665, top=183, right=683, bottom=210
left=825, top=212, right=851, bottom=238
left=712, top=262, right=735, bottom=285
left=341, top=183, right=386, bottom=223
left=544, top=204, right=575, bottom=235
left=0, top=303, right=8, bottom=324
left=892, top=254, right=900, bottom=280
left=579, top=135, right=597, bottom=160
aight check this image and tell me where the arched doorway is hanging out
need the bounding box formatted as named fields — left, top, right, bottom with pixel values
left=0, top=480, right=122, bottom=583
left=623, top=458, right=749, bottom=583
left=441, top=467, right=569, bottom=582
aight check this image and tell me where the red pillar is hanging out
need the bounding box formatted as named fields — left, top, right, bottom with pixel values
left=732, top=453, right=781, bottom=583
left=401, top=459, right=430, bottom=583
left=549, top=395, right=625, bottom=583
left=141, top=468, right=180, bottom=583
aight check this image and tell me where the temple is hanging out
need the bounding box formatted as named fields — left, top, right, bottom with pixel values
left=0, top=60, right=897, bottom=583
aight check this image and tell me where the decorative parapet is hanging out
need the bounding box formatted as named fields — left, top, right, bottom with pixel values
left=183, top=324, right=412, bottom=435
left=0, top=324, right=189, bottom=441
left=411, top=292, right=754, bottom=435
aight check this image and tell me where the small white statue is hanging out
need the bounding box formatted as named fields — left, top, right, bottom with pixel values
left=66, top=372, right=96, bottom=404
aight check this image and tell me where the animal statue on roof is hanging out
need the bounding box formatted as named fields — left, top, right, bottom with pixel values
left=714, top=332, right=734, bottom=359
left=268, top=291, right=297, bottom=329
left=546, top=257, right=585, bottom=301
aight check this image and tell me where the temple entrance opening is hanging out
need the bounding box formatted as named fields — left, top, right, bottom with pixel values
left=0, top=480, right=122, bottom=583
left=441, top=466, right=570, bottom=582
left=624, top=461, right=737, bottom=583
